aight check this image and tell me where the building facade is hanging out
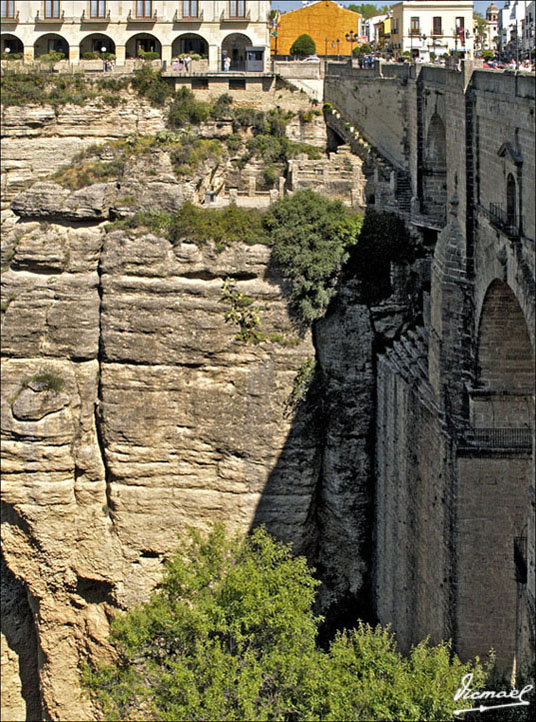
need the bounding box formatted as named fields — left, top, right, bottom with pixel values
left=270, top=0, right=361, bottom=58
left=389, top=1, right=474, bottom=60
left=0, top=0, right=271, bottom=71
left=485, top=2, right=498, bottom=50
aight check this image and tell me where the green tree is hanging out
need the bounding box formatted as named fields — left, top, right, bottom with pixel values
left=474, top=12, right=488, bottom=47
left=482, top=49, right=494, bottom=61
left=348, top=4, right=390, bottom=20
left=83, top=525, right=323, bottom=721
left=290, top=34, right=316, bottom=57
left=353, top=43, right=373, bottom=57
left=84, top=525, right=489, bottom=722
left=264, top=190, right=362, bottom=323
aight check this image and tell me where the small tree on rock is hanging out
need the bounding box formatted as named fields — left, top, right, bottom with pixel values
left=290, top=34, right=316, bottom=57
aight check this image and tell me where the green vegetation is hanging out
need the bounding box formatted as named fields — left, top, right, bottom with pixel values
left=265, top=190, right=362, bottom=323
left=343, top=209, right=414, bottom=304
left=288, top=357, right=317, bottom=409
left=81, top=52, right=116, bottom=61
left=353, top=44, right=373, bottom=57
left=22, top=372, right=64, bottom=393
left=0, top=72, right=129, bottom=108
left=106, top=204, right=269, bottom=250
left=348, top=3, right=390, bottom=20
left=290, top=34, right=316, bottom=57
left=83, top=524, right=488, bottom=722
left=482, top=49, right=494, bottom=61
left=168, top=86, right=211, bottom=127
left=170, top=135, right=225, bottom=176
left=220, top=278, right=264, bottom=344
left=131, top=65, right=174, bottom=106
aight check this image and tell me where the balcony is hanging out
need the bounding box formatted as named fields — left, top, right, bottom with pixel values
left=127, top=9, right=157, bottom=23
left=221, top=9, right=251, bottom=22
left=35, top=10, right=65, bottom=23
left=1, top=10, right=19, bottom=23
left=465, top=427, right=532, bottom=450
left=489, top=202, right=521, bottom=238
left=81, top=9, right=111, bottom=23
left=409, top=28, right=422, bottom=36
left=173, top=8, right=204, bottom=23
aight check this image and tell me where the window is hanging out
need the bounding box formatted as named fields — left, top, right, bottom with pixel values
left=136, top=0, right=152, bottom=18
left=44, top=0, right=60, bottom=18
left=456, top=17, right=465, bottom=30
left=506, top=174, right=516, bottom=225
left=410, top=16, right=420, bottom=35
left=229, top=0, right=246, bottom=18
left=183, top=0, right=198, bottom=17
left=432, top=17, right=442, bottom=36
left=90, top=0, right=106, bottom=17
left=1, top=0, right=15, bottom=18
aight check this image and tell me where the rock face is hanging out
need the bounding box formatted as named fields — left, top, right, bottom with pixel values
left=1, top=206, right=321, bottom=719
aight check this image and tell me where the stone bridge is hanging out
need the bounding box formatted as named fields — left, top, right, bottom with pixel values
left=325, top=61, right=535, bottom=672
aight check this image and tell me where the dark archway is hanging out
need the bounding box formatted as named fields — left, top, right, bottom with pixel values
left=1, top=34, right=24, bottom=57
left=125, top=33, right=161, bottom=58
left=425, top=113, right=446, bottom=165
left=457, top=279, right=534, bottom=671
left=477, top=280, right=534, bottom=394
left=34, top=33, right=69, bottom=58
left=172, top=33, right=208, bottom=57
left=80, top=33, right=116, bottom=58
left=506, top=173, right=517, bottom=226
left=222, top=33, right=252, bottom=71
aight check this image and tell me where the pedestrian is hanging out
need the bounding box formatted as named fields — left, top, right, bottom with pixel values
left=224, top=55, right=231, bottom=72
left=184, top=54, right=191, bottom=73
left=178, top=56, right=184, bottom=73
left=172, top=56, right=178, bottom=72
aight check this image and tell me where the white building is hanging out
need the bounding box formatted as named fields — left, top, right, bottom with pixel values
left=522, top=0, right=535, bottom=57
left=389, top=0, right=475, bottom=61
left=498, top=0, right=529, bottom=55
left=361, top=14, right=387, bottom=45
left=485, top=2, right=499, bottom=50
left=0, top=1, right=271, bottom=71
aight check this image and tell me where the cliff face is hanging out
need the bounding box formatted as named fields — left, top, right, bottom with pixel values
left=1, top=96, right=373, bottom=722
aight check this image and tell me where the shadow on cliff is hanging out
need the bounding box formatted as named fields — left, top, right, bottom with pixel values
left=252, top=254, right=379, bottom=646
left=0, top=543, right=42, bottom=722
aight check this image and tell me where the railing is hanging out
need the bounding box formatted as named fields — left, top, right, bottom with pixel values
left=1, top=10, right=19, bottom=22
left=35, top=10, right=65, bottom=22
left=127, top=9, right=157, bottom=22
left=466, top=427, right=533, bottom=449
left=514, top=536, right=527, bottom=584
left=221, top=9, right=251, bottom=22
left=489, top=202, right=521, bottom=238
left=81, top=9, right=111, bottom=22
left=173, top=8, right=203, bottom=22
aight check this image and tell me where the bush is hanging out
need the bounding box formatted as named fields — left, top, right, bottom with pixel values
left=83, top=525, right=488, bottom=722
left=353, top=43, right=373, bottom=57
left=168, top=203, right=269, bottom=249
left=168, top=86, right=211, bottom=128
left=290, top=34, right=316, bottom=57
left=482, top=49, right=494, bottom=61
left=131, top=66, right=173, bottom=106
left=138, top=50, right=160, bottom=61
left=169, top=136, right=224, bottom=176
left=265, top=190, right=362, bottom=322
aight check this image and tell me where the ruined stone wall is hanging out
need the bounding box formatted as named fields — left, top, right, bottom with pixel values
left=324, top=73, right=409, bottom=170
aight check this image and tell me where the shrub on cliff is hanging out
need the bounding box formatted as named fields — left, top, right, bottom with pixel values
left=83, top=525, right=488, bottom=721
left=290, top=34, right=316, bottom=57
left=264, top=190, right=362, bottom=323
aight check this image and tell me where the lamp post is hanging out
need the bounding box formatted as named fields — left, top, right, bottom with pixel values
left=345, top=30, right=359, bottom=58
left=101, top=45, right=107, bottom=71
left=4, top=47, right=10, bottom=60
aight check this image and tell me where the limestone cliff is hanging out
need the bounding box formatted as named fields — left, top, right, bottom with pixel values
left=0, top=94, right=371, bottom=722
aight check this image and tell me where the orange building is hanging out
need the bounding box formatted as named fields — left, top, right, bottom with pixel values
left=271, top=0, right=362, bottom=57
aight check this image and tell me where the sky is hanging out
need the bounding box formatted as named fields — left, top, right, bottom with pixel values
left=270, top=1, right=508, bottom=15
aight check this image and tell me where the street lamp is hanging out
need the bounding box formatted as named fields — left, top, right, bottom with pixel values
left=345, top=30, right=359, bottom=58
left=4, top=47, right=10, bottom=59
left=101, top=45, right=107, bottom=70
